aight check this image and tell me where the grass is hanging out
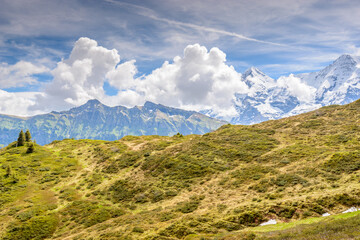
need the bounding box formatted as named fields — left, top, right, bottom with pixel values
left=1, top=99, right=360, bottom=239
left=254, top=211, right=360, bottom=240
left=189, top=211, right=360, bottom=239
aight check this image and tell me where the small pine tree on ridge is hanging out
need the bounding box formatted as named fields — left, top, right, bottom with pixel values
left=25, top=129, right=32, bottom=142
left=17, top=130, right=25, bottom=146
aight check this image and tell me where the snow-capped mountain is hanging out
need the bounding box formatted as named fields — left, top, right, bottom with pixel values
left=210, top=54, right=360, bottom=125
left=231, top=67, right=316, bottom=124
left=299, top=54, right=360, bottom=105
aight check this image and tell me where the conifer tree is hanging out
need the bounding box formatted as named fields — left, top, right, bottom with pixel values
left=26, top=143, right=35, bottom=153
left=25, top=129, right=31, bottom=142
left=17, top=130, right=25, bottom=146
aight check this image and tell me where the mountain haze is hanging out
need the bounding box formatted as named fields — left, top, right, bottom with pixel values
left=0, top=99, right=226, bottom=146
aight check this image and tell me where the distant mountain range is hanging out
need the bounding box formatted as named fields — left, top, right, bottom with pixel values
left=204, top=54, right=360, bottom=124
left=1, top=54, right=359, bottom=146
left=0, top=100, right=226, bottom=146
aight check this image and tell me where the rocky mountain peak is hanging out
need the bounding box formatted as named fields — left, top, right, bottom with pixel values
left=84, top=99, right=103, bottom=107
left=333, top=54, right=358, bottom=66
left=242, top=67, right=275, bottom=90
left=243, top=67, right=266, bottom=78
left=143, top=101, right=159, bottom=109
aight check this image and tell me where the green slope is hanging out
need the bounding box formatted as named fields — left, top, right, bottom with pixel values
left=1, top=99, right=360, bottom=239
left=205, top=211, right=360, bottom=240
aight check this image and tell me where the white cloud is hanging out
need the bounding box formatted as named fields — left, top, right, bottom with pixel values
left=0, top=89, right=43, bottom=116
left=32, top=37, right=122, bottom=111
left=8, top=39, right=248, bottom=119
left=0, top=37, right=342, bottom=120
left=104, top=90, right=144, bottom=108
left=277, top=74, right=316, bottom=102
left=130, top=44, right=248, bottom=118
left=98, top=43, right=249, bottom=118
left=347, top=45, right=360, bottom=56
left=0, top=61, right=49, bottom=88
left=106, top=60, right=137, bottom=90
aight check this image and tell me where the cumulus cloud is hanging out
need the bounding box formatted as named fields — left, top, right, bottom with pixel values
left=0, top=90, right=43, bottom=116
left=277, top=74, right=316, bottom=102
left=132, top=44, right=248, bottom=117
left=104, top=90, right=144, bottom=108
left=27, top=38, right=248, bottom=118
left=32, top=37, right=122, bottom=111
left=0, top=37, right=321, bottom=120
left=0, top=61, right=49, bottom=88
left=106, top=60, right=137, bottom=90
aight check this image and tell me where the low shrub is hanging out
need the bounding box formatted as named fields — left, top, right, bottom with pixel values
left=272, top=174, right=308, bottom=187
left=323, top=151, right=360, bottom=174
left=4, top=214, right=58, bottom=240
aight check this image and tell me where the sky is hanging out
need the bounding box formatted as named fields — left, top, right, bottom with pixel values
left=1, top=0, right=360, bottom=117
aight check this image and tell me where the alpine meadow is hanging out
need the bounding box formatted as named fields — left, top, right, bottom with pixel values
left=1, top=99, right=360, bottom=239
left=2, top=1, right=360, bottom=239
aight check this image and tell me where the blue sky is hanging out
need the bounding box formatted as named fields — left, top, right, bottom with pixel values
left=1, top=0, right=360, bottom=116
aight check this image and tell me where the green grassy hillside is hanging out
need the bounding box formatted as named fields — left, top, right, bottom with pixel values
left=1, top=99, right=360, bottom=239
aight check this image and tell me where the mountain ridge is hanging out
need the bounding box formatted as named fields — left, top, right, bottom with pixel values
left=0, top=99, right=226, bottom=146
left=208, top=54, right=360, bottom=124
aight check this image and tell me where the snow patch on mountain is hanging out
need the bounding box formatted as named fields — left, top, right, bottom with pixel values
left=205, top=54, right=360, bottom=125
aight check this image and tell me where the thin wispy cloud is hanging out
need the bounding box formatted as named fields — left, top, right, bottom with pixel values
left=105, top=0, right=285, bottom=46
left=149, top=15, right=286, bottom=47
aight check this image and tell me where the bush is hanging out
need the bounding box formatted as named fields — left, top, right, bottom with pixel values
left=117, top=151, right=142, bottom=169
left=334, top=193, right=360, bottom=206
left=85, top=208, right=112, bottom=227
left=149, top=188, right=164, bottom=203
left=159, top=212, right=176, bottom=222
left=213, top=220, right=241, bottom=231
left=26, top=143, right=35, bottom=153
left=86, top=173, right=103, bottom=188
left=132, top=226, right=145, bottom=233
left=176, top=197, right=202, bottom=213
left=159, top=223, right=194, bottom=239
left=278, top=207, right=296, bottom=219
left=272, top=174, right=308, bottom=187
left=109, top=179, right=143, bottom=202
left=61, top=201, right=125, bottom=227
left=323, top=151, right=360, bottom=174
left=102, top=163, right=119, bottom=173
left=4, top=214, right=58, bottom=240
left=230, top=165, right=274, bottom=186
left=227, top=210, right=265, bottom=227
